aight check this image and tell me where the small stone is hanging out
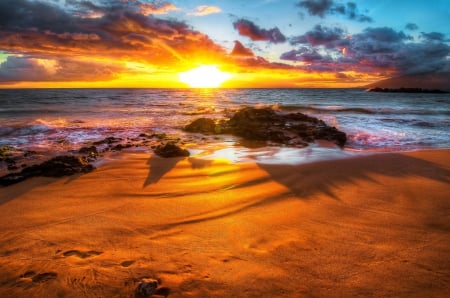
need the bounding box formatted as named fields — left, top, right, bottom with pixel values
left=154, top=143, right=190, bottom=158
left=135, top=278, right=158, bottom=298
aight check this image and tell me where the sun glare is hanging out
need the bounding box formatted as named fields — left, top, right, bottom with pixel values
left=179, top=65, right=232, bottom=88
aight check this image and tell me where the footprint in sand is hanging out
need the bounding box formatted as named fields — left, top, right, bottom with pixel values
left=120, top=260, right=135, bottom=267
left=63, top=249, right=103, bottom=259
left=20, top=271, right=57, bottom=283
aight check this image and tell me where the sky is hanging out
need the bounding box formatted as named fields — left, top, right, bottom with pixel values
left=0, top=0, right=449, bottom=88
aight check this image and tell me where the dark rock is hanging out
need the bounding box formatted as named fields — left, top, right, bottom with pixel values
left=0, top=146, right=13, bottom=161
left=111, top=143, right=133, bottom=151
left=226, top=108, right=283, bottom=141
left=185, top=118, right=217, bottom=134
left=186, top=108, right=347, bottom=147
left=78, top=146, right=98, bottom=158
left=155, top=287, right=171, bottom=297
left=154, top=143, right=190, bottom=158
left=150, top=133, right=167, bottom=140
left=23, top=150, right=37, bottom=157
left=92, top=137, right=122, bottom=145
left=184, top=107, right=347, bottom=147
left=7, top=164, right=18, bottom=171
left=135, top=278, right=158, bottom=298
left=0, top=155, right=94, bottom=186
left=4, top=157, right=16, bottom=165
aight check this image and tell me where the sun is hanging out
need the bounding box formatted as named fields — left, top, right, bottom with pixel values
left=179, top=65, right=232, bottom=88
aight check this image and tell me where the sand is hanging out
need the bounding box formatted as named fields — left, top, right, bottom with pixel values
left=0, top=149, right=449, bottom=297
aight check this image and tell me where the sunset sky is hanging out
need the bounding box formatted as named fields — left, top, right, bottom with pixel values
left=0, top=0, right=449, bottom=88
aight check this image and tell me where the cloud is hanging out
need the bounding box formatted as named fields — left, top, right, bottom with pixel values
left=138, top=2, right=179, bottom=15
left=297, top=0, right=373, bottom=22
left=280, top=25, right=450, bottom=75
left=65, top=0, right=179, bottom=17
left=0, top=0, right=226, bottom=73
left=233, top=19, right=286, bottom=43
left=290, top=25, right=348, bottom=48
left=230, top=41, right=254, bottom=57
left=420, top=32, right=447, bottom=42
left=405, top=23, right=419, bottom=31
left=0, top=55, right=122, bottom=82
left=189, top=5, right=222, bottom=16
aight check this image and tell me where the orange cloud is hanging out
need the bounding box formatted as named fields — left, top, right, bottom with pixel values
left=138, top=2, right=179, bottom=15
left=189, top=5, right=222, bottom=16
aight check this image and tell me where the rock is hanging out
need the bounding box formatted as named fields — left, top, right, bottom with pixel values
left=185, top=118, right=217, bottom=134
left=226, top=107, right=294, bottom=142
left=78, top=146, right=98, bottom=158
left=34, top=156, right=94, bottom=177
left=184, top=107, right=347, bottom=147
left=135, top=278, right=158, bottom=298
left=92, top=136, right=122, bottom=145
left=154, top=143, right=190, bottom=158
left=0, top=155, right=94, bottom=186
left=111, top=143, right=132, bottom=151
left=0, top=146, right=14, bottom=161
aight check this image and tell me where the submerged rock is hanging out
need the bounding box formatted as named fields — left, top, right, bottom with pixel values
left=154, top=143, right=190, bottom=158
left=184, top=107, right=347, bottom=147
left=92, top=136, right=122, bottom=145
left=0, top=155, right=94, bottom=186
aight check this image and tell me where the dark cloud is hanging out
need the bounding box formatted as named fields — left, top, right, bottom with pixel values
left=405, top=23, right=419, bottom=31
left=0, top=55, right=121, bottom=82
left=297, top=0, right=373, bottom=22
left=297, top=0, right=333, bottom=17
left=233, top=19, right=286, bottom=43
left=280, top=25, right=450, bottom=75
left=280, top=47, right=337, bottom=72
left=65, top=0, right=178, bottom=17
left=0, top=0, right=75, bottom=32
left=230, top=41, right=254, bottom=57
left=0, top=0, right=226, bottom=73
left=0, top=56, right=51, bottom=82
left=420, top=32, right=447, bottom=42
left=290, top=25, right=348, bottom=48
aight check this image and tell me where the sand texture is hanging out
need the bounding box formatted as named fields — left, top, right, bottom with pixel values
left=0, top=150, right=449, bottom=297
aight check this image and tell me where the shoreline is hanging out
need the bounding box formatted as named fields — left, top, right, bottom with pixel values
left=0, top=149, right=449, bottom=297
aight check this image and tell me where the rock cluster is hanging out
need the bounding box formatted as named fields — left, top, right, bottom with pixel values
left=0, top=156, right=94, bottom=186
left=185, top=107, right=347, bottom=147
left=1, top=132, right=192, bottom=186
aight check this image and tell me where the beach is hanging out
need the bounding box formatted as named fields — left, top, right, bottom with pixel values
left=0, top=148, right=449, bottom=297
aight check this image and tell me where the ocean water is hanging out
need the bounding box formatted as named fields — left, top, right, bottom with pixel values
left=0, top=88, right=449, bottom=164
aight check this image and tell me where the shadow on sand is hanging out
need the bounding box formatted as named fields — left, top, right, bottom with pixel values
left=257, top=153, right=450, bottom=199
left=151, top=152, right=450, bottom=230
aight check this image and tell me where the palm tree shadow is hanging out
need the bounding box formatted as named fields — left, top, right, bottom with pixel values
left=257, top=153, right=450, bottom=200
left=143, top=156, right=185, bottom=187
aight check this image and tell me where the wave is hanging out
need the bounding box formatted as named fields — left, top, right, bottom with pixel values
left=279, top=104, right=450, bottom=116
left=279, top=105, right=374, bottom=114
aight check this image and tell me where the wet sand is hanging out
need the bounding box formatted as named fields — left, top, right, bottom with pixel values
left=0, top=149, right=449, bottom=297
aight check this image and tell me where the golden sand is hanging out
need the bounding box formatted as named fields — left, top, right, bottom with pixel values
left=0, top=150, right=449, bottom=297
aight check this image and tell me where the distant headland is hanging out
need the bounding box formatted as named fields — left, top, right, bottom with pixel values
left=367, top=87, right=448, bottom=94
left=365, top=72, right=450, bottom=92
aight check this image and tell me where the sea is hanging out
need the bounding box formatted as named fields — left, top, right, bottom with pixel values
left=0, top=88, right=449, bottom=168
